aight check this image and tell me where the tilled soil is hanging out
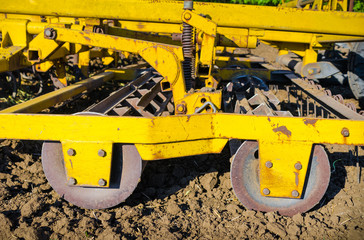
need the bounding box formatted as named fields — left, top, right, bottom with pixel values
left=1, top=44, right=363, bottom=239
left=0, top=139, right=363, bottom=239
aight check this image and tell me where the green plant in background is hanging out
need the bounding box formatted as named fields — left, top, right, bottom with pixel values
left=196, top=0, right=280, bottom=5
left=354, top=0, right=364, bottom=11
left=196, top=0, right=364, bottom=11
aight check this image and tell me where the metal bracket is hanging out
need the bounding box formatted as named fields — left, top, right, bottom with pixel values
left=259, top=141, right=312, bottom=198
left=61, top=141, right=113, bottom=187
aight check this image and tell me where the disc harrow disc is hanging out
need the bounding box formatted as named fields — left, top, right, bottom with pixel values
left=42, top=142, right=142, bottom=209
left=231, top=141, right=330, bottom=216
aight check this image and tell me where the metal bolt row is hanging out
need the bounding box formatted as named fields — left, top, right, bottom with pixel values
left=68, top=177, right=107, bottom=187
left=264, top=161, right=302, bottom=170
left=67, top=148, right=107, bottom=157
left=262, top=188, right=300, bottom=197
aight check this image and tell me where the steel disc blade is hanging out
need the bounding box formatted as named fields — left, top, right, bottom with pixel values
left=42, top=142, right=142, bottom=209
left=230, top=141, right=330, bottom=216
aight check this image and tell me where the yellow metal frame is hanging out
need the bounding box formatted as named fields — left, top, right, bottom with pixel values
left=1, top=0, right=364, bottom=197
left=0, top=113, right=363, bottom=195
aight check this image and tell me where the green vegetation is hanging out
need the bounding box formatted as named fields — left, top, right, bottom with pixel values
left=197, top=0, right=364, bottom=12
left=196, top=0, right=280, bottom=5
left=354, top=0, right=364, bottom=11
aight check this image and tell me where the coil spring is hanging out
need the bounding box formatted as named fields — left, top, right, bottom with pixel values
left=182, top=22, right=195, bottom=91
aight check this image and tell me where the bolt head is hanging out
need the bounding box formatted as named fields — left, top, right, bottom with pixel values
left=292, top=190, right=299, bottom=197
left=44, top=28, right=56, bottom=39
left=265, top=161, right=273, bottom=168
left=176, top=103, right=186, bottom=114
left=262, top=188, right=270, bottom=195
left=68, top=177, right=77, bottom=185
left=341, top=128, right=349, bottom=137
left=98, top=149, right=107, bottom=157
left=98, top=178, right=107, bottom=186
left=67, top=148, right=76, bottom=156
left=44, top=28, right=52, bottom=37
left=294, top=162, right=302, bottom=170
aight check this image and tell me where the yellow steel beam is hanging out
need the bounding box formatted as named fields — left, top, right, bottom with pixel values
left=53, top=27, right=183, bottom=59
left=260, top=31, right=364, bottom=44
left=1, top=0, right=364, bottom=36
left=107, top=27, right=181, bottom=46
left=0, top=72, right=115, bottom=113
left=0, top=113, right=362, bottom=196
left=0, top=113, right=362, bottom=146
left=136, top=139, right=228, bottom=160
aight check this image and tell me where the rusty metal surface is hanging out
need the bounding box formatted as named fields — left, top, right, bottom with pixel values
left=230, top=141, right=330, bottom=216
left=288, top=74, right=364, bottom=120
left=42, top=142, right=142, bottom=209
left=86, top=71, right=153, bottom=114
left=87, top=70, right=173, bottom=117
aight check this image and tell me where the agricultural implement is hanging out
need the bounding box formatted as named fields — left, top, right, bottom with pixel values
left=0, top=0, right=363, bottom=216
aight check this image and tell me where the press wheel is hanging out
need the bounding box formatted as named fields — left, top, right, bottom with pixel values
left=230, top=141, right=330, bottom=216
left=42, top=142, right=142, bottom=209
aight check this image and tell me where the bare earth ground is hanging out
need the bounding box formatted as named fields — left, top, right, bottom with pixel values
left=0, top=45, right=363, bottom=239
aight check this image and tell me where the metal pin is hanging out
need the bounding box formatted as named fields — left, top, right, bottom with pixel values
left=300, top=90, right=303, bottom=116
left=356, top=146, right=361, bottom=184
left=314, top=100, right=317, bottom=117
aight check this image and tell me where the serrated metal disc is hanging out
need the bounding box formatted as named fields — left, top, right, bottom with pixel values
left=42, top=142, right=142, bottom=209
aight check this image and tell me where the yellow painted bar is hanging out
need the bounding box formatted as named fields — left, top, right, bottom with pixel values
left=53, top=27, right=184, bottom=61
left=1, top=0, right=364, bottom=36
left=260, top=31, right=364, bottom=44
left=0, top=114, right=363, bottom=146
left=135, top=139, right=228, bottom=160
left=0, top=72, right=115, bottom=113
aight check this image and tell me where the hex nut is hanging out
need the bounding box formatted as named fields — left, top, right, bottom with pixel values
left=176, top=103, right=186, bottom=114
left=98, top=178, right=107, bottom=186
left=262, top=188, right=270, bottom=195
left=341, top=128, right=349, bottom=137
left=68, top=177, right=77, bottom=185
left=184, top=12, right=192, bottom=20
left=98, top=149, right=107, bottom=157
left=67, top=148, right=76, bottom=156
left=265, top=161, right=273, bottom=168
left=292, top=190, right=299, bottom=197
left=294, top=162, right=302, bottom=170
